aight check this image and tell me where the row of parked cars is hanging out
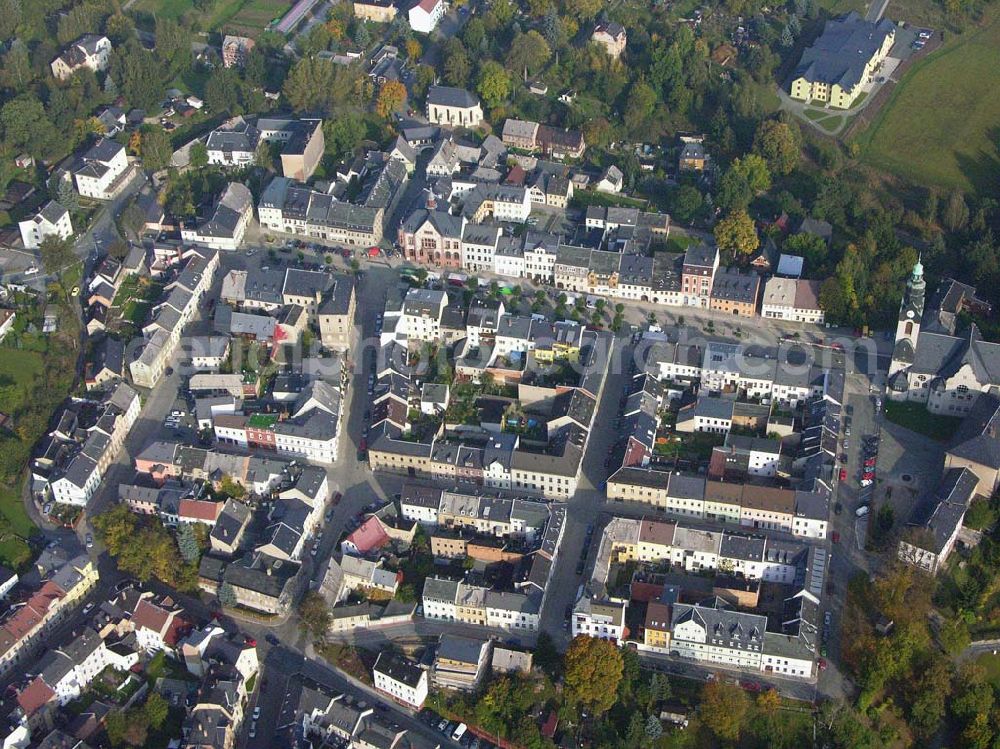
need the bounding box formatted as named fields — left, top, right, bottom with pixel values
left=855, top=432, right=881, bottom=517
left=418, top=709, right=490, bottom=747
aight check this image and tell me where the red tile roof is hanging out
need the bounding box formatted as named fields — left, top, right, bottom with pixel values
left=345, top=516, right=391, bottom=554
left=416, top=0, right=439, bottom=11
left=541, top=711, right=558, bottom=738
left=629, top=581, right=665, bottom=603
left=178, top=498, right=224, bottom=523
left=132, top=599, right=172, bottom=635
left=17, top=677, right=55, bottom=715
left=5, top=582, right=64, bottom=639
left=505, top=166, right=526, bottom=186
left=164, top=614, right=192, bottom=647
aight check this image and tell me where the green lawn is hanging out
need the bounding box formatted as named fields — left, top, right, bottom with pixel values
left=218, top=0, right=290, bottom=33
left=883, top=400, right=962, bottom=442
left=131, top=0, right=195, bottom=21
left=816, top=115, right=843, bottom=132
left=0, top=485, right=34, bottom=570
left=0, top=348, right=43, bottom=415
left=0, top=346, right=46, bottom=570
left=815, top=0, right=865, bottom=12
left=663, top=234, right=698, bottom=253
left=133, top=0, right=288, bottom=34
left=571, top=190, right=648, bottom=210
left=975, top=653, right=1000, bottom=691
left=857, top=9, right=1000, bottom=193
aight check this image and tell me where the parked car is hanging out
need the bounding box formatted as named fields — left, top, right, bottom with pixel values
left=85, top=533, right=93, bottom=548
left=839, top=468, right=847, bottom=482
left=856, top=505, right=870, bottom=517
left=832, top=531, right=840, bottom=543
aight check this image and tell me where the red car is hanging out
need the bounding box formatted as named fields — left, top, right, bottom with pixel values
left=832, top=531, right=840, bottom=544
left=818, top=658, right=828, bottom=671
left=864, top=458, right=877, bottom=467
left=359, top=437, right=367, bottom=452
left=839, top=468, right=847, bottom=482
left=739, top=680, right=762, bottom=692
left=244, top=636, right=257, bottom=647
left=862, top=471, right=875, bottom=480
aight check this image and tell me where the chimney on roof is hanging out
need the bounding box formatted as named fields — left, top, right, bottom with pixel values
left=425, top=190, right=436, bottom=211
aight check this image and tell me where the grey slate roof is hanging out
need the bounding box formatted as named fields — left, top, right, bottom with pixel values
left=794, top=13, right=895, bottom=91
left=947, top=393, right=1000, bottom=469
left=436, top=633, right=488, bottom=665
left=911, top=467, right=980, bottom=553
left=427, top=86, right=479, bottom=109
left=374, top=652, right=424, bottom=688
left=671, top=598, right=767, bottom=651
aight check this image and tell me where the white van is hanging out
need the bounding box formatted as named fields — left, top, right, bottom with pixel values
left=856, top=505, right=870, bottom=517
left=452, top=723, right=467, bottom=741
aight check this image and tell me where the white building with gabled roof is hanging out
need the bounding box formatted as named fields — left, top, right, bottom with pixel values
left=18, top=201, right=72, bottom=250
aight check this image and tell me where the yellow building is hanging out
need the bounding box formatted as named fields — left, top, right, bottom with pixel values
left=643, top=601, right=671, bottom=652
left=353, top=0, right=398, bottom=23
left=790, top=12, right=895, bottom=109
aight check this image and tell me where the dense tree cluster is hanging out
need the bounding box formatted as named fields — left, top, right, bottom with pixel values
left=93, top=505, right=198, bottom=590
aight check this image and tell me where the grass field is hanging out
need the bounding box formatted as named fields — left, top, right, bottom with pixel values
left=132, top=0, right=289, bottom=34
left=132, top=0, right=197, bottom=21
left=0, top=348, right=43, bottom=415
left=212, top=0, right=289, bottom=34
left=975, top=653, right=1000, bottom=690
left=815, top=0, right=866, bottom=13
left=857, top=9, right=1000, bottom=193
left=0, top=348, right=46, bottom=569
left=663, top=234, right=698, bottom=253
left=0, top=484, right=34, bottom=570
left=883, top=400, right=963, bottom=442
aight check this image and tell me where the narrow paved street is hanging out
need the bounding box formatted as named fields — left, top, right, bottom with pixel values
left=539, top=334, right=633, bottom=639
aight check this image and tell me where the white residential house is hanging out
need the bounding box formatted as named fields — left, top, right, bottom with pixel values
left=180, top=183, right=253, bottom=251
left=594, top=165, right=624, bottom=194
left=485, top=592, right=540, bottom=631
left=670, top=602, right=767, bottom=671
left=73, top=138, right=130, bottom=200
left=373, top=653, right=428, bottom=709
left=398, top=288, right=448, bottom=342
left=205, top=118, right=260, bottom=167
left=572, top=597, right=626, bottom=641
left=49, top=455, right=101, bottom=506
left=18, top=201, right=72, bottom=250
left=523, top=242, right=557, bottom=283
left=461, top=223, right=501, bottom=273
left=50, top=35, right=111, bottom=80
left=493, top=241, right=525, bottom=278
left=408, top=0, right=447, bottom=33
left=761, top=278, right=825, bottom=324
